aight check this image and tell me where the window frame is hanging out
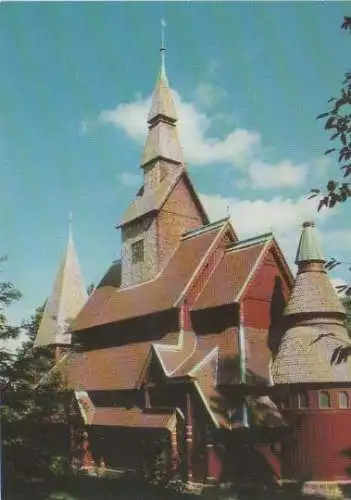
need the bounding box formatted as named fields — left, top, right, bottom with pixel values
left=131, top=239, right=144, bottom=264
left=339, top=391, right=349, bottom=409
left=319, top=390, right=331, bottom=409
left=297, top=391, right=309, bottom=409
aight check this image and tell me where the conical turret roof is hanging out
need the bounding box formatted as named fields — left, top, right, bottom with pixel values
left=34, top=226, right=88, bottom=347
left=272, top=221, right=350, bottom=385
left=285, top=221, right=345, bottom=318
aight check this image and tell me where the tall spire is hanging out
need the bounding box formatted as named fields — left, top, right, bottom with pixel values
left=141, top=22, right=183, bottom=169
left=146, top=19, right=177, bottom=125
left=34, top=219, right=88, bottom=348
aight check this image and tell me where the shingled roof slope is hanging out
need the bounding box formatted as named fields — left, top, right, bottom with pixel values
left=117, top=168, right=208, bottom=228
left=34, top=229, right=87, bottom=347
left=284, top=271, right=346, bottom=317
left=147, top=57, right=177, bottom=124
left=118, top=168, right=183, bottom=227
left=272, top=221, right=350, bottom=385
left=52, top=343, right=151, bottom=391
left=272, top=324, right=351, bottom=384
left=73, top=225, right=223, bottom=332
left=91, top=407, right=177, bottom=430
left=153, top=330, right=197, bottom=376
left=141, top=123, right=184, bottom=166
left=192, top=238, right=269, bottom=311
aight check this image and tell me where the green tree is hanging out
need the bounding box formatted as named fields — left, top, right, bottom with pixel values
left=3, top=306, right=74, bottom=488
left=343, top=297, right=351, bottom=337
left=310, top=17, right=351, bottom=211
left=0, top=256, right=22, bottom=383
left=309, top=17, right=351, bottom=296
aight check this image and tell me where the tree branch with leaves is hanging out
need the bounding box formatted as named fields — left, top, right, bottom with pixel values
left=309, top=17, right=351, bottom=210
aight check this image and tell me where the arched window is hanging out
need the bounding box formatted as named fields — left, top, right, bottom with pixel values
left=319, top=391, right=331, bottom=408
left=297, top=391, right=308, bottom=409
left=339, top=391, right=349, bottom=409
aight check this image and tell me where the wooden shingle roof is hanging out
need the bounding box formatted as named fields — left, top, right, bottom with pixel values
left=34, top=228, right=87, bottom=347
left=272, top=325, right=351, bottom=384
left=73, top=224, right=223, bottom=332
left=192, top=235, right=271, bottom=311
left=91, top=407, right=177, bottom=430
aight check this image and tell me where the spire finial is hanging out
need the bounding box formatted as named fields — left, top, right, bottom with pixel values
left=160, top=18, right=166, bottom=80
left=69, top=212, right=73, bottom=241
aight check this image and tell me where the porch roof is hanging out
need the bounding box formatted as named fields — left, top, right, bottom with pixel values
left=90, top=407, right=177, bottom=431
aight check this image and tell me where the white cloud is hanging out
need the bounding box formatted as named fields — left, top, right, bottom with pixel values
left=200, top=192, right=336, bottom=269
left=100, top=97, right=150, bottom=140
left=200, top=193, right=332, bottom=237
left=99, top=90, right=260, bottom=167
left=234, top=178, right=248, bottom=190
left=249, top=160, right=307, bottom=189
left=195, top=82, right=227, bottom=108
left=119, top=172, right=141, bottom=187
left=98, top=88, right=312, bottom=190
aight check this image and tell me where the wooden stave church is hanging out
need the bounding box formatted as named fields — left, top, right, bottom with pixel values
left=36, top=42, right=351, bottom=490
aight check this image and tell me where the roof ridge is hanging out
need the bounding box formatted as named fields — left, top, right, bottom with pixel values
left=182, top=217, right=230, bottom=241
left=188, top=346, right=218, bottom=377
left=235, top=238, right=272, bottom=302
left=117, top=167, right=185, bottom=228
left=226, top=232, right=273, bottom=253
left=175, top=221, right=229, bottom=306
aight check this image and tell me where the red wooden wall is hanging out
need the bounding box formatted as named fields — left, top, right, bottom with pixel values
left=282, top=409, right=351, bottom=481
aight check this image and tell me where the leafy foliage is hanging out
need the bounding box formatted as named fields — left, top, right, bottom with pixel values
left=343, top=297, right=351, bottom=337
left=3, top=305, right=75, bottom=485
left=143, top=437, right=170, bottom=486
left=325, top=258, right=351, bottom=296
left=309, top=17, right=351, bottom=210
left=0, top=256, right=22, bottom=380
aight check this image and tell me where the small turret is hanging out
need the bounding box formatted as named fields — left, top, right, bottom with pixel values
left=272, top=221, right=350, bottom=384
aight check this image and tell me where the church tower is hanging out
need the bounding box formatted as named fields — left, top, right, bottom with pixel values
left=118, top=31, right=208, bottom=288
left=34, top=221, right=88, bottom=358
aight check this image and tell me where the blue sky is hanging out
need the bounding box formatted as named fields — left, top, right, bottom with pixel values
left=1, top=2, right=350, bottom=333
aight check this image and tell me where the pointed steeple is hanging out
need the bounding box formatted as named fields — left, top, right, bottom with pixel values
left=34, top=219, right=88, bottom=348
left=141, top=21, right=183, bottom=169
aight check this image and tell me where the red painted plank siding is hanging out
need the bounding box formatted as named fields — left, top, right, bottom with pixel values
left=282, top=409, right=351, bottom=481
left=187, top=247, right=223, bottom=306
left=243, top=298, right=271, bottom=330
left=243, top=248, right=290, bottom=331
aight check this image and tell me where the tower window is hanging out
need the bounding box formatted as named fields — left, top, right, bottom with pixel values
left=339, top=391, right=349, bottom=409
left=297, top=391, right=308, bottom=409
left=131, top=240, right=144, bottom=263
left=319, top=391, right=331, bottom=409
